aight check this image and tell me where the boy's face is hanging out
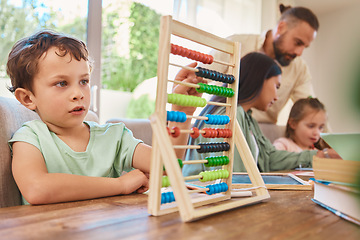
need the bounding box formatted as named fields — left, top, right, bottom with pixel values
left=29, top=47, right=91, bottom=130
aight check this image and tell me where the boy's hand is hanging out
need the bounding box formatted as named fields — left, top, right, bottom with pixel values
left=172, top=62, right=207, bottom=115
left=119, top=169, right=149, bottom=194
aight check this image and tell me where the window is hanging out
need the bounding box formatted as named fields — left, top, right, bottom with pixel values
left=0, top=0, right=88, bottom=98
left=1, top=0, right=263, bottom=123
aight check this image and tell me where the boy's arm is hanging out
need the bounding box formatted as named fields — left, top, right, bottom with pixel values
left=132, top=143, right=151, bottom=173
left=12, top=142, right=148, bottom=205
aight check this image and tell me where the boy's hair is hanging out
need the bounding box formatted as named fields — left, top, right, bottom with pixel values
left=280, top=5, right=319, bottom=31
left=285, top=97, right=326, bottom=138
left=6, top=30, right=92, bottom=93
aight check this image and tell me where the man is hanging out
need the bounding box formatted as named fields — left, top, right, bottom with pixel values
left=208, top=6, right=319, bottom=124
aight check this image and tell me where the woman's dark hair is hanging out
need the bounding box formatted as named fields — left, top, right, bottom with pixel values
left=193, top=52, right=282, bottom=131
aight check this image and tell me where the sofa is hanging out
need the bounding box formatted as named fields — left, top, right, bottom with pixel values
left=0, top=96, right=285, bottom=208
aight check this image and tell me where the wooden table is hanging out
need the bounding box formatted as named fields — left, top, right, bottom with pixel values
left=0, top=190, right=359, bottom=240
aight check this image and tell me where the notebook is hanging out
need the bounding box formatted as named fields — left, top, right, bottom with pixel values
left=320, top=133, right=360, bottom=161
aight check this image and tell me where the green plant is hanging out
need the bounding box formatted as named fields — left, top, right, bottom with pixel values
left=0, top=0, right=57, bottom=67
left=101, top=2, right=160, bottom=92
left=126, top=94, right=155, bottom=119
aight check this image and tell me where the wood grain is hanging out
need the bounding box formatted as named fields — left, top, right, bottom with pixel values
left=1, top=191, right=359, bottom=240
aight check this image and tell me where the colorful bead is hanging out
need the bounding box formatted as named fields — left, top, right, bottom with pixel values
left=167, top=94, right=207, bottom=107
left=177, top=158, right=183, bottom=168
left=166, top=111, right=187, bottom=122
left=197, top=142, right=230, bottom=153
left=161, top=191, right=175, bottom=204
left=195, top=67, right=235, bottom=84
left=199, top=169, right=230, bottom=182
left=170, top=44, right=213, bottom=65
left=171, top=127, right=181, bottom=137
left=196, top=83, right=234, bottom=98
left=190, top=127, right=200, bottom=138
left=205, top=115, right=230, bottom=125
left=162, top=176, right=171, bottom=187
left=204, top=156, right=230, bottom=167
left=205, top=182, right=228, bottom=195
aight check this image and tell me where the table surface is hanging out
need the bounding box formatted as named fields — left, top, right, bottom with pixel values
left=1, top=190, right=359, bottom=240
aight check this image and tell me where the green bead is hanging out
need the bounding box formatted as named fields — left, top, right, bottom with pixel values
left=162, top=176, right=170, bottom=187
left=178, top=158, right=183, bottom=168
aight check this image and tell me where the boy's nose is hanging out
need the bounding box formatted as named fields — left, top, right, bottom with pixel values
left=72, top=88, right=84, bottom=100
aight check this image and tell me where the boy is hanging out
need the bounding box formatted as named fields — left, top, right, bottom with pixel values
left=6, top=30, right=202, bottom=205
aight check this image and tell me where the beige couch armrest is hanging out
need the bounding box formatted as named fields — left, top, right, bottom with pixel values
left=0, top=97, right=40, bottom=207
left=107, top=118, right=152, bottom=146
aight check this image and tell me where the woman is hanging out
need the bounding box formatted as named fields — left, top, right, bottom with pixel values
left=183, top=52, right=336, bottom=176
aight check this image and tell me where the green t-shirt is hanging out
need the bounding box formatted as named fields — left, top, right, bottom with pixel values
left=9, top=120, right=142, bottom=204
left=182, top=106, right=317, bottom=176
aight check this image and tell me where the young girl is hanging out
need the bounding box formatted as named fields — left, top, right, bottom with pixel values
left=273, top=97, right=327, bottom=152
left=183, top=52, right=338, bottom=176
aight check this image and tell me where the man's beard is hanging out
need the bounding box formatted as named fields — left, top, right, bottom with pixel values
left=273, top=36, right=297, bottom=66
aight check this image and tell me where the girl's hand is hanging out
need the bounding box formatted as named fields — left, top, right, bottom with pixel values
left=316, top=148, right=342, bottom=159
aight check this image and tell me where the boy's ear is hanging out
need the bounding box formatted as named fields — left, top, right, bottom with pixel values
left=14, top=88, right=37, bottom=111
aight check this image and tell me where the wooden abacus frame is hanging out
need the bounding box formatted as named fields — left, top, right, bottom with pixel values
left=148, top=15, right=270, bottom=222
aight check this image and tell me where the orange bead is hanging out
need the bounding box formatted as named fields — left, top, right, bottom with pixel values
left=171, top=126, right=181, bottom=138
left=190, top=127, right=200, bottom=138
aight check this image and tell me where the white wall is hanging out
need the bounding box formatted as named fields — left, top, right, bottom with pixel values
left=298, top=1, right=360, bottom=133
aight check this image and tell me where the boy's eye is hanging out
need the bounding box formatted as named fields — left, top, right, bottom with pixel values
left=56, top=81, right=67, bottom=87
left=80, top=79, right=89, bottom=85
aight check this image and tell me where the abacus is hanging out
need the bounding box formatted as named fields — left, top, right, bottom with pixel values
left=148, top=15, right=270, bottom=222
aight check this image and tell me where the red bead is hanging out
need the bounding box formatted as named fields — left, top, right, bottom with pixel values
left=188, top=50, right=196, bottom=59
left=171, top=44, right=177, bottom=54
left=193, top=51, right=200, bottom=61
left=190, top=127, right=200, bottom=138
left=171, top=126, right=181, bottom=138
left=217, top=128, right=224, bottom=138
left=226, top=129, right=232, bottom=138
left=208, top=55, right=214, bottom=64
left=180, top=47, right=187, bottom=57
left=201, top=128, right=209, bottom=137
left=198, top=53, right=206, bottom=63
